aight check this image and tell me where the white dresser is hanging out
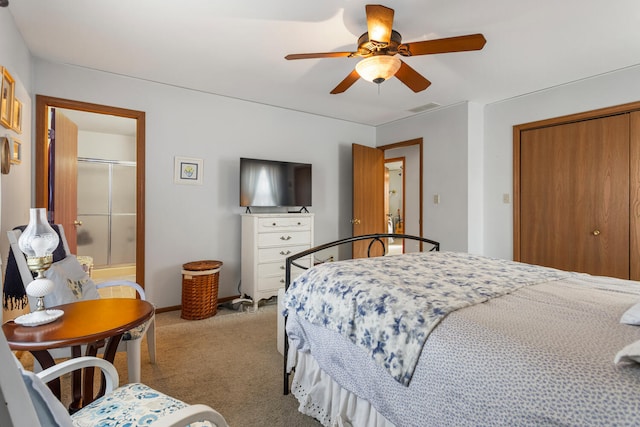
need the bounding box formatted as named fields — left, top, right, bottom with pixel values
left=241, top=213, right=314, bottom=311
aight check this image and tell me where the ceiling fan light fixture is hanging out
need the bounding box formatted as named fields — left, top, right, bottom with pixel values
left=355, top=55, right=401, bottom=84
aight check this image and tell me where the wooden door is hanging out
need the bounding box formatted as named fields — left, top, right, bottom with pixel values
left=519, top=114, right=630, bottom=278
left=352, top=143, right=385, bottom=258
left=51, top=110, right=79, bottom=254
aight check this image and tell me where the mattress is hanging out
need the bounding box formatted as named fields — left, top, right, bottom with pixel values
left=284, top=252, right=640, bottom=426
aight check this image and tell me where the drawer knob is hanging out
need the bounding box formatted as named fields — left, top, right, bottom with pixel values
left=280, top=250, right=291, bottom=255
left=280, top=279, right=285, bottom=283
left=272, top=222, right=276, bottom=226
left=280, top=265, right=285, bottom=270
left=297, top=222, right=301, bottom=225
left=280, top=235, right=292, bottom=241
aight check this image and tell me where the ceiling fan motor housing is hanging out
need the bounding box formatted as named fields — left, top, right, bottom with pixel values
left=356, top=30, right=403, bottom=57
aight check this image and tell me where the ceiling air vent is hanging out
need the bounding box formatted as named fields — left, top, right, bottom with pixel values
left=407, top=102, right=441, bottom=113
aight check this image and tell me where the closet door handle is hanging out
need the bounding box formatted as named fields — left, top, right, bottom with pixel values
left=592, top=230, right=600, bottom=236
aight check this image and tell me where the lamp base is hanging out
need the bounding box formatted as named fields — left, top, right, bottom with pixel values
left=14, top=309, right=63, bottom=327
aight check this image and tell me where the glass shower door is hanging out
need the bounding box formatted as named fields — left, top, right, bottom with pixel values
left=77, top=158, right=136, bottom=268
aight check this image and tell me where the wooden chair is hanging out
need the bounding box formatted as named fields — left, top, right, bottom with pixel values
left=6, top=226, right=156, bottom=383
left=0, top=329, right=229, bottom=427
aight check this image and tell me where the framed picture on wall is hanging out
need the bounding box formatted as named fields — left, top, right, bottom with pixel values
left=174, top=156, right=203, bottom=185
left=11, top=98, right=22, bottom=133
left=10, top=138, right=21, bottom=164
left=0, top=67, right=15, bottom=129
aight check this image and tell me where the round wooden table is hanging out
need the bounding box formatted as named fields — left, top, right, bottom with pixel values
left=3, top=298, right=154, bottom=411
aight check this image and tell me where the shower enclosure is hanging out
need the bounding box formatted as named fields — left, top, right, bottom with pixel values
left=76, top=157, right=136, bottom=268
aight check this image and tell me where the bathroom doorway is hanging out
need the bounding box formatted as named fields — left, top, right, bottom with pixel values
left=385, top=158, right=405, bottom=255
left=57, top=108, right=137, bottom=281
left=35, top=95, right=146, bottom=287
left=380, top=138, right=423, bottom=254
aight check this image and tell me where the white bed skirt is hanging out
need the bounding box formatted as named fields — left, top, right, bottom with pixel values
left=291, top=350, right=394, bottom=427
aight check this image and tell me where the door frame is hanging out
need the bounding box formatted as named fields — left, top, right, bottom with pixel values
left=385, top=156, right=406, bottom=252
left=379, top=137, right=423, bottom=249
left=35, top=95, right=146, bottom=287
left=513, top=100, right=640, bottom=280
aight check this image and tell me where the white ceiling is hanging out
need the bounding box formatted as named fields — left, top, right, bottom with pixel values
left=7, top=0, right=640, bottom=126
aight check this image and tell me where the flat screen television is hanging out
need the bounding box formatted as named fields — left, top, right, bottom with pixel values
left=239, top=157, right=312, bottom=208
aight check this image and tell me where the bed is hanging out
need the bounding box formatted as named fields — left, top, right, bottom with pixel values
left=281, top=234, right=640, bottom=427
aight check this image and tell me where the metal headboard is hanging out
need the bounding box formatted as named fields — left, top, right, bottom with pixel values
left=282, top=233, right=440, bottom=394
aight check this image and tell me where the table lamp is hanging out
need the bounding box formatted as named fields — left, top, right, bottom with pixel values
left=14, top=208, right=63, bottom=326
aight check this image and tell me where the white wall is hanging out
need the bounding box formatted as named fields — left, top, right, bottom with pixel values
left=31, top=58, right=375, bottom=308
left=0, top=7, right=33, bottom=233
left=467, top=102, right=484, bottom=254
left=483, top=65, right=640, bottom=260
left=377, top=103, right=470, bottom=252
left=0, top=10, right=33, bottom=321
left=5, top=7, right=640, bottom=311
left=378, top=66, right=640, bottom=260
left=78, top=130, right=136, bottom=161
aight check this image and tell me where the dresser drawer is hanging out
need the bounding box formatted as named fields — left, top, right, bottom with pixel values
left=258, top=231, right=311, bottom=248
left=257, top=265, right=309, bottom=292
left=258, top=216, right=312, bottom=232
left=257, top=275, right=287, bottom=292
left=258, top=245, right=309, bottom=263
left=258, top=261, right=310, bottom=278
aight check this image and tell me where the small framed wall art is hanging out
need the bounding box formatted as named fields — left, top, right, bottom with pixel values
left=10, top=138, right=21, bottom=164
left=0, top=67, right=15, bottom=129
left=174, top=156, right=203, bottom=185
left=11, top=98, right=22, bottom=133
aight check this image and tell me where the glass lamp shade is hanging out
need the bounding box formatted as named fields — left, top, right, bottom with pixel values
left=355, top=55, right=401, bottom=84
left=18, top=208, right=59, bottom=258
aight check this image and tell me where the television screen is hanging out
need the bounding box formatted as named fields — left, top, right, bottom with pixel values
left=240, top=158, right=312, bottom=207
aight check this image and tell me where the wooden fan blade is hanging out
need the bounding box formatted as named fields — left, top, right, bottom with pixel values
left=330, top=69, right=360, bottom=94
left=285, top=52, right=354, bottom=60
left=395, top=61, right=431, bottom=93
left=366, top=4, right=394, bottom=44
left=402, top=33, right=486, bottom=56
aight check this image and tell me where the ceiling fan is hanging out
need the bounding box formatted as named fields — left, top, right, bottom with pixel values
left=285, top=4, right=486, bottom=94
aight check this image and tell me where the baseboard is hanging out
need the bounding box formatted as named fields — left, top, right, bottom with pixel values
left=155, top=295, right=242, bottom=314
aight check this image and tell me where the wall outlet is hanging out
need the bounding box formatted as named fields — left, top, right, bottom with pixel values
left=433, top=194, right=440, bottom=204
left=502, top=193, right=510, bottom=204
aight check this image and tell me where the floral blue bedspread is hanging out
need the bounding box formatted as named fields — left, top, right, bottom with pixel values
left=283, top=251, right=572, bottom=385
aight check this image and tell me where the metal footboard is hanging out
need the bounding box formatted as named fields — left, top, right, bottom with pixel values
left=282, top=233, right=440, bottom=395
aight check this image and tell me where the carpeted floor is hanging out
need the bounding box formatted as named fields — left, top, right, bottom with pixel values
left=20, top=302, right=322, bottom=426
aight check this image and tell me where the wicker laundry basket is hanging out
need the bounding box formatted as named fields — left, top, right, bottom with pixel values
left=181, top=260, right=223, bottom=320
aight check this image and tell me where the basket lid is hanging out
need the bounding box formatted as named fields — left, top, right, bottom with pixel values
left=182, top=260, right=223, bottom=271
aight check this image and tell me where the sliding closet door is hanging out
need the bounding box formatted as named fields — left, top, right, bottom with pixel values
left=519, top=114, right=630, bottom=279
